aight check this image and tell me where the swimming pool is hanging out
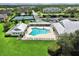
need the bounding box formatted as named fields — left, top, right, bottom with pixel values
left=29, top=28, right=49, bottom=36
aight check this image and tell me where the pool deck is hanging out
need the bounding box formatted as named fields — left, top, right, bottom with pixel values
left=22, top=26, right=56, bottom=40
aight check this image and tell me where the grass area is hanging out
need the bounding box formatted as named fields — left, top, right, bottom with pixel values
left=0, top=23, right=57, bottom=56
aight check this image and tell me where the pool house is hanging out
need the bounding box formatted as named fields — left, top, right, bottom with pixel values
left=6, top=23, right=27, bottom=36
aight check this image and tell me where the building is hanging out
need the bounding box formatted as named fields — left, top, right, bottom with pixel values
left=0, top=10, right=12, bottom=15
left=0, top=14, right=7, bottom=22
left=6, top=23, right=27, bottom=36
left=53, top=22, right=65, bottom=35
left=43, top=7, right=62, bottom=13
left=0, top=10, right=12, bottom=22
left=53, top=19, right=79, bottom=35
left=60, top=19, right=79, bottom=33
left=20, top=13, right=26, bottom=16
left=16, top=7, right=32, bottom=15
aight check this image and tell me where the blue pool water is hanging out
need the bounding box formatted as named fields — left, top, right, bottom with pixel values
left=29, top=28, right=49, bottom=36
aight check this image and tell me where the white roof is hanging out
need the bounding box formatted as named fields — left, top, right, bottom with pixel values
left=6, top=23, right=27, bottom=33
left=43, top=7, right=62, bottom=12
left=13, top=23, right=27, bottom=32
left=53, top=23, right=65, bottom=35
left=0, top=14, right=7, bottom=18
left=29, top=22, right=50, bottom=25
left=60, top=19, right=79, bottom=33
left=20, top=13, right=26, bottom=15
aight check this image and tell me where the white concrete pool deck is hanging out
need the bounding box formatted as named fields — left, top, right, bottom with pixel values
left=22, top=26, right=56, bottom=40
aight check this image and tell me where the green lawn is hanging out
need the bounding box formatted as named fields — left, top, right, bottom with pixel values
left=0, top=23, right=57, bottom=56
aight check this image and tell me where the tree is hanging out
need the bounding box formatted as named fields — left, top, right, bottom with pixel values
left=46, top=15, right=50, bottom=22
left=64, top=7, right=77, bottom=18
left=22, top=20, right=25, bottom=23
left=73, top=30, right=79, bottom=50
left=14, top=20, right=19, bottom=24
left=57, top=30, right=79, bottom=56
left=3, top=22, right=10, bottom=32
left=57, top=34, right=74, bottom=56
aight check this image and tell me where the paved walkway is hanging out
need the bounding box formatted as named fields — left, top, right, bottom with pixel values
left=32, top=10, right=43, bottom=22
